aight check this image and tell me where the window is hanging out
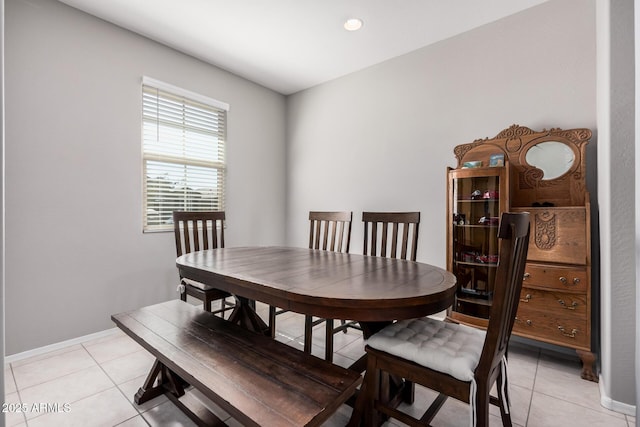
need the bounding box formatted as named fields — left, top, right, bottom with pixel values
left=142, top=77, right=228, bottom=231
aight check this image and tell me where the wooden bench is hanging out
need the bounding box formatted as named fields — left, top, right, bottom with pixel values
left=112, top=300, right=362, bottom=427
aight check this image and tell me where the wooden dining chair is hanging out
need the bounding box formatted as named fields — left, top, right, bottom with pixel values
left=303, top=212, right=353, bottom=356
left=337, top=212, right=421, bottom=324
left=268, top=211, right=353, bottom=343
left=316, top=212, right=421, bottom=363
left=173, top=211, right=234, bottom=315
left=361, top=212, right=530, bottom=427
left=362, top=211, right=420, bottom=261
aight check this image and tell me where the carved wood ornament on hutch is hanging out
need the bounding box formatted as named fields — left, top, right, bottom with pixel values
left=446, top=124, right=596, bottom=381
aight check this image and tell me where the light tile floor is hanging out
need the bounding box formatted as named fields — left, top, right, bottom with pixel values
left=3, top=302, right=636, bottom=427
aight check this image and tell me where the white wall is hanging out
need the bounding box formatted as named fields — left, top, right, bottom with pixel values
left=4, top=0, right=287, bottom=354
left=286, top=0, right=597, bottom=266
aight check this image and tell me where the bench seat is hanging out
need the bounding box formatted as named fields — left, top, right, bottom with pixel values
left=112, top=300, right=362, bottom=427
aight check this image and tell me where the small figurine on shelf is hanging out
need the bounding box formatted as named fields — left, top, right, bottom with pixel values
left=478, top=216, right=500, bottom=225
left=483, top=190, right=499, bottom=199
left=453, top=213, right=466, bottom=225
left=489, top=154, right=504, bottom=167
left=462, top=161, right=482, bottom=168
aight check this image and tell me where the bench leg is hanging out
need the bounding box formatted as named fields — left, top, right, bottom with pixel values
left=134, top=359, right=189, bottom=405
left=135, top=359, right=165, bottom=404
left=162, top=366, right=187, bottom=398
left=134, top=359, right=222, bottom=427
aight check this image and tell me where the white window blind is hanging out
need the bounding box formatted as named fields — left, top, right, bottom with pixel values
left=142, top=77, right=228, bottom=232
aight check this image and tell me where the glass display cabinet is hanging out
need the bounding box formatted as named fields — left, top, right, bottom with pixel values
left=447, top=166, right=508, bottom=322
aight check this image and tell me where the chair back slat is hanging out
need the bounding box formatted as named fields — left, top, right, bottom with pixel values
left=203, top=223, right=210, bottom=250
left=182, top=219, right=191, bottom=255
left=311, top=220, right=321, bottom=250
left=362, top=212, right=420, bottom=261
left=173, top=211, right=226, bottom=257
left=333, top=221, right=341, bottom=252
left=390, top=223, right=398, bottom=258
left=380, top=223, right=388, bottom=257
left=308, top=211, right=352, bottom=253
left=371, top=222, right=378, bottom=256
left=192, top=219, right=201, bottom=251
left=477, top=212, right=530, bottom=378
left=401, top=222, right=409, bottom=259
left=322, top=220, right=331, bottom=250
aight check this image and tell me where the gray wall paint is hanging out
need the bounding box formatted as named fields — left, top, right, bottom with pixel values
left=286, top=0, right=596, bottom=267
left=606, top=0, right=637, bottom=410
left=597, top=0, right=637, bottom=411
left=1, top=0, right=5, bottom=423
left=636, top=0, right=640, bottom=418
left=4, top=0, right=286, bottom=354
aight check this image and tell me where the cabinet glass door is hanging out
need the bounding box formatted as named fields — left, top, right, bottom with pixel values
left=448, top=167, right=506, bottom=320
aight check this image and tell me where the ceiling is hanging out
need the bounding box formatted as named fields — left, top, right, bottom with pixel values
left=58, top=0, right=549, bottom=95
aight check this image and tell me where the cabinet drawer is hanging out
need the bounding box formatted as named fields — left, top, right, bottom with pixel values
left=511, top=207, right=587, bottom=265
left=519, top=288, right=587, bottom=316
left=522, top=263, right=588, bottom=292
left=513, top=305, right=589, bottom=349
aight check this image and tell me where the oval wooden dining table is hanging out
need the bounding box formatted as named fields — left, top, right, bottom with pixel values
left=176, top=246, right=457, bottom=426
left=176, top=246, right=456, bottom=336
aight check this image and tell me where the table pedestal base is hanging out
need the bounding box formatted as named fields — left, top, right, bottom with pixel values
left=227, top=296, right=271, bottom=336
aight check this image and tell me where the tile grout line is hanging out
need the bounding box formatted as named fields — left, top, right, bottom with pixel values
left=8, top=364, right=27, bottom=427
left=532, top=389, right=629, bottom=421
left=112, top=414, right=152, bottom=427
left=12, top=347, right=117, bottom=426
left=523, top=347, right=540, bottom=427
left=80, top=339, right=179, bottom=425
left=81, top=342, right=155, bottom=426
left=527, top=349, right=627, bottom=424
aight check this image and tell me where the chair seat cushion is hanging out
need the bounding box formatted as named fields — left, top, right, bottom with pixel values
left=182, top=278, right=223, bottom=293
left=366, top=317, right=485, bottom=382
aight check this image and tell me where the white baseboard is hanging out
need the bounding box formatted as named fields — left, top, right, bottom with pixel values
left=5, top=328, right=120, bottom=364
left=599, top=374, right=637, bottom=416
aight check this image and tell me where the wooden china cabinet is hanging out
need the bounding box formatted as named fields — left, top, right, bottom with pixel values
left=446, top=125, right=596, bottom=381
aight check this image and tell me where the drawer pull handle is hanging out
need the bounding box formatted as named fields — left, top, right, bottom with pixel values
left=520, top=294, right=532, bottom=303
left=558, top=299, right=578, bottom=310
left=523, top=272, right=530, bottom=280
left=558, top=326, right=578, bottom=338
left=559, top=276, right=580, bottom=286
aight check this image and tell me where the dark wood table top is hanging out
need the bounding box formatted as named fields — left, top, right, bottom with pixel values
left=176, top=246, right=456, bottom=322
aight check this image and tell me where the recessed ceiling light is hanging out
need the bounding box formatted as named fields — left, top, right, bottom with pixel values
left=344, top=18, right=363, bottom=32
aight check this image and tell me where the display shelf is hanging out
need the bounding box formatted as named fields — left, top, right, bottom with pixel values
left=446, top=165, right=507, bottom=320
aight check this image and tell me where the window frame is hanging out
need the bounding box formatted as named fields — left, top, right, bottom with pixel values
left=141, top=77, right=229, bottom=232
